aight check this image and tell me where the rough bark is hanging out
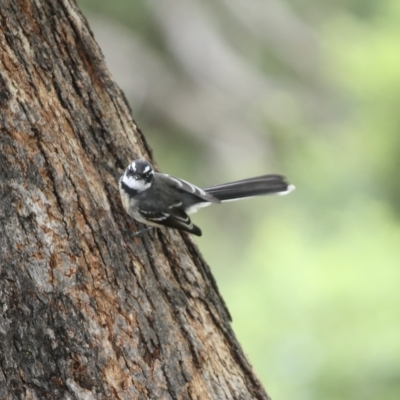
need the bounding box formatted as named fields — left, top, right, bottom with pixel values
left=0, top=1, right=270, bottom=399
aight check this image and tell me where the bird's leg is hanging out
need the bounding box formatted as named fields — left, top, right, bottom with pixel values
left=129, top=226, right=154, bottom=237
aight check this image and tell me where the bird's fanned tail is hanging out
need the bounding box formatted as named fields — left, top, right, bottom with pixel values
left=203, top=175, right=294, bottom=202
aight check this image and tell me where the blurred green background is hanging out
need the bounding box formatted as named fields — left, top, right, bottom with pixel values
left=78, top=0, right=400, bottom=398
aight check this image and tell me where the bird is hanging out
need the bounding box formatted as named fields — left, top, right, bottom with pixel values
left=119, top=159, right=294, bottom=236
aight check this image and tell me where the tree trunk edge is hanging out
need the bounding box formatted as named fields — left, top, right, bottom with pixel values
left=0, top=1, right=271, bottom=399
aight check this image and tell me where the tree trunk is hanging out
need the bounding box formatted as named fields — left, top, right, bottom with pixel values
left=0, top=1, right=270, bottom=399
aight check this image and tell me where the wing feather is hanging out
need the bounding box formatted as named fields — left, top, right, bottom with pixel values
left=137, top=208, right=202, bottom=236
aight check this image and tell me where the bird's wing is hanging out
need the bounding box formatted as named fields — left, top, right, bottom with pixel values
left=160, top=173, right=220, bottom=204
left=138, top=207, right=202, bottom=236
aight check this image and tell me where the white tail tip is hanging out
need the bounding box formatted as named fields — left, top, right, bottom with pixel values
left=278, top=184, right=296, bottom=196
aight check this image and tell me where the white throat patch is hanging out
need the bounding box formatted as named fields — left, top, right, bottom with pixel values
left=122, top=174, right=151, bottom=192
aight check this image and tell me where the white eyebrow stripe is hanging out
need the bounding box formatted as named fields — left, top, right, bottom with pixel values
left=143, top=165, right=151, bottom=173
left=130, top=161, right=136, bottom=171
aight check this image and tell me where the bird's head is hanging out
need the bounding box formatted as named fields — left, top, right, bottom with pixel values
left=121, top=159, right=154, bottom=192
